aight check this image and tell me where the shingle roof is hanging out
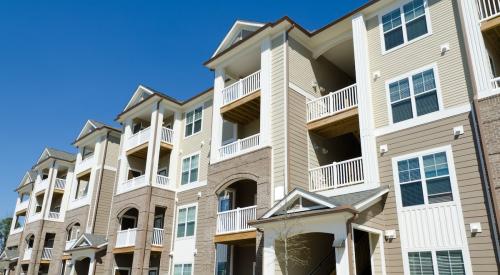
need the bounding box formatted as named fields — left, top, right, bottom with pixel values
left=307, top=186, right=390, bottom=207
left=82, top=233, right=107, bottom=247
left=45, top=148, right=76, bottom=162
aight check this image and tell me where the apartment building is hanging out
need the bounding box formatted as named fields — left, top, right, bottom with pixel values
left=1, top=0, right=500, bottom=274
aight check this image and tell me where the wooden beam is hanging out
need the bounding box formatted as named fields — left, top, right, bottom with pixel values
left=112, top=246, right=135, bottom=254
left=481, top=16, right=500, bottom=32
left=213, top=230, right=257, bottom=245
left=220, top=90, right=261, bottom=114
left=126, top=143, right=148, bottom=158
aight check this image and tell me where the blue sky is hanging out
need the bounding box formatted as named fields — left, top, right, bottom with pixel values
left=0, top=0, right=367, bottom=216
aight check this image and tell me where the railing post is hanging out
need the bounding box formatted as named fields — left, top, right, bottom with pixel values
left=329, top=93, right=334, bottom=114
left=332, top=162, right=338, bottom=189
left=236, top=208, right=241, bottom=231
left=238, top=79, right=243, bottom=98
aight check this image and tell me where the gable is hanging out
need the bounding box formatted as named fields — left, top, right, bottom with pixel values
left=76, top=120, right=98, bottom=141
left=212, top=20, right=264, bottom=57
left=36, top=148, right=50, bottom=164
left=262, top=189, right=336, bottom=219
left=123, top=85, right=155, bottom=111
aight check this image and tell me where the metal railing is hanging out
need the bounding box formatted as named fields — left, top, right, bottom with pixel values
left=216, top=205, right=257, bottom=234
left=307, top=84, right=358, bottom=122
left=309, top=157, right=364, bottom=192
left=476, top=0, right=500, bottom=21
left=161, top=127, right=174, bottom=144
left=152, top=228, right=164, bottom=246
left=222, top=70, right=261, bottom=106
left=116, top=228, right=137, bottom=248
left=218, top=134, right=260, bottom=160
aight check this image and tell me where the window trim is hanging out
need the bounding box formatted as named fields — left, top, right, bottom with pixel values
left=405, top=249, right=467, bottom=275
left=378, top=0, right=433, bottom=55
left=175, top=203, right=198, bottom=240
left=183, top=104, right=204, bottom=138
left=180, top=152, right=201, bottom=186
left=385, top=63, right=443, bottom=125
left=173, top=263, right=194, bottom=275
left=113, top=267, right=131, bottom=275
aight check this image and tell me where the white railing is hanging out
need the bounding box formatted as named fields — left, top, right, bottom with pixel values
left=76, top=154, right=95, bottom=173
left=218, top=134, right=260, bottom=160
left=65, top=239, right=76, bottom=250
left=116, top=228, right=137, bottom=248
left=307, top=84, right=358, bottom=122
left=152, top=228, right=164, bottom=246
left=222, top=70, right=261, bottom=106
left=16, top=200, right=29, bottom=212
left=125, top=127, right=151, bottom=151
left=54, top=178, right=66, bottom=189
left=117, top=175, right=147, bottom=194
left=492, top=76, right=500, bottom=90
left=476, top=0, right=500, bottom=21
left=41, top=248, right=53, bottom=260
left=34, top=178, right=50, bottom=192
left=309, top=157, right=364, bottom=192
left=154, top=174, right=173, bottom=190
left=161, top=127, right=174, bottom=144
left=48, top=211, right=60, bottom=220
left=23, top=248, right=32, bottom=260
left=216, top=205, right=257, bottom=234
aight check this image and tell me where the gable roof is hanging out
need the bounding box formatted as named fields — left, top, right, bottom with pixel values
left=67, top=234, right=107, bottom=252
left=73, top=120, right=121, bottom=145
left=16, top=170, right=37, bottom=190
left=36, top=147, right=76, bottom=165
left=212, top=20, right=265, bottom=58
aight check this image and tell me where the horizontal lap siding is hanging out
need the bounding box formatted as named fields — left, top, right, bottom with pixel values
left=377, top=112, right=498, bottom=274
left=287, top=89, right=309, bottom=191
left=272, top=35, right=286, bottom=197
left=366, top=0, right=472, bottom=128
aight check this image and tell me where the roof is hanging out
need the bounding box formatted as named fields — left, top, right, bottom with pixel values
left=45, top=148, right=76, bottom=162
left=66, top=234, right=107, bottom=252
left=16, top=170, right=37, bottom=190
left=73, top=119, right=121, bottom=145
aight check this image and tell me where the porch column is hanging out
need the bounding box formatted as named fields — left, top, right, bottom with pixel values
left=210, top=68, right=225, bottom=164
left=259, top=36, right=272, bottom=148
left=262, top=231, right=277, bottom=275
left=334, top=226, right=349, bottom=275
left=87, top=255, right=96, bottom=275
left=69, top=260, right=76, bottom=275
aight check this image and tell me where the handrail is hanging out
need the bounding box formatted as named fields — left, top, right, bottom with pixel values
left=476, top=0, right=500, bottom=21
left=309, top=157, right=364, bottom=192
left=222, top=70, right=261, bottom=105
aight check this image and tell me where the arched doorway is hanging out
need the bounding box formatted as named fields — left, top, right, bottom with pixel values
left=74, top=257, right=91, bottom=275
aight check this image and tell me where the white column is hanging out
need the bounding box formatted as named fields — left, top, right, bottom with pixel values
left=352, top=14, right=379, bottom=189
left=210, top=68, right=225, bottom=164
left=458, top=0, right=494, bottom=98
left=117, top=119, right=133, bottom=186
left=169, top=111, right=182, bottom=188
left=69, top=260, right=76, bottom=275
left=43, top=164, right=58, bottom=218
left=262, top=230, right=277, bottom=275
left=334, top=227, right=349, bottom=275
left=260, top=37, right=272, bottom=147
left=87, top=256, right=96, bottom=275
left=145, top=103, right=160, bottom=186
left=150, top=105, right=165, bottom=185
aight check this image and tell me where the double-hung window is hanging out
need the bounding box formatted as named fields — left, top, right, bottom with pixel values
left=176, top=206, right=196, bottom=238
left=408, top=250, right=465, bottom=275
left=381, top=0, right=429, bottom=51
left=397, top=151, right=453, bottom=207
left=185, top=106, right=203, bottom=137
left=181, top=154, right=199, bottom=185
left=408, top=251, right=434, bottom=274
left=173, top=263, right=192, bottom=275
left=389, top=68, right=439, bottom=123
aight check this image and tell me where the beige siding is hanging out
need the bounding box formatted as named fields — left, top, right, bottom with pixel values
left=376, top=112, right=498, bottom=274
left=370, top=233, right=383, bottom=275
left=287, top=89, right=308, bottom=191
left=271, top=34, right=286, bottom=194
left=104, top=138, right=120, bottom=168
left=288, top=37, right=353, bottom=97
left=93, top=169, right=116, bottom=235
left=366, top=0, right=472, bottom=128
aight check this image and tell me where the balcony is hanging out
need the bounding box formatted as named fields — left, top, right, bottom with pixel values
left=218, top=134, right=260, bottom=160
left=54, top=178, right=66, bottom=190
left=309, top=157, right=364, bottom=192
left=15, top=200, right=29, bottom=212
left=216, top=205, right=257, bottom=235
left=48, top=211, right=60, bottom=220
left=34, top=178, right=49, bottom=193
left=116, top=228, right=137, bottom=248
left=41, top=248, right=53, bottom=260
left=476, top=0, right=500, bottom=22
left=22, top=248, right=32, bottom=261
left=117, top=175, right=147, bottom=194
left=307, top=84, right=359, bottom=138
left=76, top=154, right=95, bottom=174
left=153, top=174, right=174, bottom=190
left=221, top=70, right=261, bottom=124
left=152, top=228, right=164, bottom=246
left=125, top=127, right=151, bottom=154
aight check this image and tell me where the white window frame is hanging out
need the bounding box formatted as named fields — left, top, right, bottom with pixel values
left=175, top=203, right=198, bottom=240
left=180, top=152, right=200, bottom=186
left=113, top=267, right=131, bottom=275
left=386, top=63, right=443, bottom=125
left=183, top=104, right=204, bottom=138
left=378, top=0, right=433, bottom=55
left=405, top=249, right=468, bottom=275
left=173, top=263, right=193, bottom=275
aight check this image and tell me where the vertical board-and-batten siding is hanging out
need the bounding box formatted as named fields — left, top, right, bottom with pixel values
left=271, top=34, right=286, bottom=196
left=376, top=113, right=498, bottom=274
left=366, top=0, right=471, bottom=128
left=287, top=89, right=309, bottom=191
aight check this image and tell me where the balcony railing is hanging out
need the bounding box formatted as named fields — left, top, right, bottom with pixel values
left=218, top=134, right=260, bottom=160
left=476, top=0, right=500, bottom=21
left=153, top=174, right=174, bottom=190
left=307, top=84, right=358, bottom=123
left=125, top=127, right=151, bottom=151
left=216, top=205, right=257, bottom=234
left=309, top=157, right=364, bottom=192
left=492, top=76, right=500, bottom=90
left=65, top=239, right=76, bottom=250
left=48, top=211, right=60, bottom=220
left=34, top=178, right=50, bottom=192
left=54, top=178, right=66, bottom=190
left=41, top=248, right=53, bottom=260
left=117, top=175, right=147, bottom=194
left=23, top=248, right=32, bottom=260
left=16, top=200, right=29, bottom=212
left=152, top=228, right=164, bottom=246
left=76, top=154, right=95, bottom=173
left=222, top=70, right=261, bottom=106
left=116, top=228, right=137, bottom=248
left=161, top=127, right=174, bottom=144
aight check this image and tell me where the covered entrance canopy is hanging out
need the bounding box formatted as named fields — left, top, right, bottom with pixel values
left=65, top=234, right=108, bottom=275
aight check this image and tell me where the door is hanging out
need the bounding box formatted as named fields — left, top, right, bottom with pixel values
left=218, top=190, right=235, bottom=212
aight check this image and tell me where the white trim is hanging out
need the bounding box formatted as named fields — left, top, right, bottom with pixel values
left=212, top=20, right=265, bottom=58
left=172, top=262, right=194, bottom=275
left=283, top=31, right=289, bottom=199
left=183, top=104, right=204, bottom=139
left=177, top=180, right=207, bottom=192
left=178, top=151, right=201, bottom=187
left=123, top=85, right=154, bottom=111
left=375, top=103, right=471, bottom=137
left=289, top=82, right=316, bottom=100
left=261, top=189, right=336, bottom=219
left=353, top=188, right=389, bottom=212
left=174, top=203, right=198, bottom=240
left=385, top=63, right=443, bottom=125
left=351, top=224, right=387, bottom=275
left=378, top=0, right=433, bottom=55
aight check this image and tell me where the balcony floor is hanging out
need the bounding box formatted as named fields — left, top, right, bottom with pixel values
left=307, top=107, right=359, bottom=139
left=126, top=143, right=148, bottom=159
left=481, top=15, right=500, bottom=32
left=112, top=246, right=135, bottom=254
left=221, top=90, right=260, bottom=124
left=213, top=230, right=256, bottom=245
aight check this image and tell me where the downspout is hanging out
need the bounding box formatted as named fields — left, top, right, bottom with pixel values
left=470, top=100, right=500, bottom=264
left=140, top=100, right=161, bottom=273
left=90, top=131, right=111, bottom=233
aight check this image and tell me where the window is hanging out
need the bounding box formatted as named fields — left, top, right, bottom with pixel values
left=15, top=214, right=26, bottom=229
left=389, top=68, right=439, bottom=123
left=174, top=264, right=193, bottom=275
left=408, top=251, right=434, bottom=275
left=436, top=250, right=465, bottom=275
left=381, top=0, right=429, bottom=51
left=82, top=146, right=94, bottom=159
left=185, top=106, right=203, bottom=137
left=128, top=169, right=142, bottom=180
left=397, top=151, right=453, bottom=207
left=176, top=206, right=196, bottom=238
left=75, top=178, right=89, bottom=199
left=20, top=192, right=29, bottom=202
left=181, top=154, right=199, bottom=185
